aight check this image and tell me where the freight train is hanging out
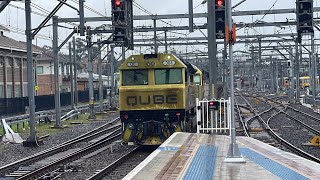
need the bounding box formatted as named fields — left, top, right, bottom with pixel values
left=119, top=54, right=204, bottom=145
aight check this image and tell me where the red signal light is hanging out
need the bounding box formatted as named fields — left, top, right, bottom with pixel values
left=115, top=0, right=121, bottom=7
left=124, top=114, right=128, bottom=119
left=216, top=0, right=224, bottom=7
left=209, top=101, right=214, bottom=106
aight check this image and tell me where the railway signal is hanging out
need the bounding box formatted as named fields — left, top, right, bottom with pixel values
left=297, top=0, right=314, bottom=42
left=215, top=0, right=226, bottom=39
left=112, top=0, right=126, bottom=41
left=111, top=0, right=134, bottom=49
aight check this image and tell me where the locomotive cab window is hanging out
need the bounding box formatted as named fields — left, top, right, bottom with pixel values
left=155, top=68, right=182, bottom=84
left=194, top=75, right=201, bottom=85
left=122, top=69, right=148, bottom=86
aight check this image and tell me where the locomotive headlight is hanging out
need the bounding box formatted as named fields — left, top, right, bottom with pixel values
left=163, top=60, right=175, bottom=66
left=127, top=62, right=139, bottom=67
left=128, top=123, right=135, bottom=129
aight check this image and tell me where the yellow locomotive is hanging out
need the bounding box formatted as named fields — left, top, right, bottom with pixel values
left=119, top=54, right=203, bottom=145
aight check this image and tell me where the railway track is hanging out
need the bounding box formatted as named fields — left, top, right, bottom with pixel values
left=234, top=97, right=250, bottom=137
left=87, top=146, right=154, bottom=180
left=238, top=92, right=320, bottom=163
left=236, top=92, right=278, bottom=145
left=267, top=111, right=320, bottom=163
left=0, top=117, right=121, bottom=179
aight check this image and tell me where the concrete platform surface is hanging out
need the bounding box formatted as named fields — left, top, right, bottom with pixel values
left=124, top=132, right=320, bottom=180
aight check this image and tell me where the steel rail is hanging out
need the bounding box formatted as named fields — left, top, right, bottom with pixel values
left=16, top=130, right=122, bottom=179
left=266, top=111, right=320, bottom=164
left=243, top=93, right=320, bottom=163
left=87, top=146, right=141, bottom=180
left=234, top=96, right=250, bottom=137
left=0, top=117, right=120, bottom=175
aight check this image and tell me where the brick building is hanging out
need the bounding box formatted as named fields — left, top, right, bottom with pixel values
left=0, top=25, right=109, bottom=97
left=34, top=46, right=69, bottom=95
left=0, top=25, right=41, bottom=98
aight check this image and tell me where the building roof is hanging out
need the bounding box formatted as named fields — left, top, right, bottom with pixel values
left=0, top=31, right=68, bottom=63
left=0, top=25, right=10, bottom=32
left=35, top=46, right=69, bottom=63
left=0, top=35, right=41, bottom=54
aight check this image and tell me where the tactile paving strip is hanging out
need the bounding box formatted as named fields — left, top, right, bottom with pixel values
left=155, top=133, right=200, bottom=180
left=240, top=148, right=309, bottom=180
left=183, top=145, right=218, bottom=180
left=238, top=137, right=320, bottom=179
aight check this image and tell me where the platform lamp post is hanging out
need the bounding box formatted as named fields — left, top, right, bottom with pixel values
left=224, top=0, right=245, bottom=163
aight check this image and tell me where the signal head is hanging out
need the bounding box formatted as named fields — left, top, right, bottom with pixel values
left=216, top=0, right=224, bottom=7
left=115, top=0, right=121, bottom=7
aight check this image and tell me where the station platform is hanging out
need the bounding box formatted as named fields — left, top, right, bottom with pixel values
left=124, top=132, right=320, bottom=180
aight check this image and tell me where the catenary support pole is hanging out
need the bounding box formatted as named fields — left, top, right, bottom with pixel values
left=73, top=37, right=78, bottom=106
left=250, top=46, right=255, bottom=88
left=289, top=47, right=294, bottom=102
left=69, top=42, right=74, bottom=110
left=110, top=45, right=115, bottom=110
left=79, top=0, right=85, bottom=36
left=311, top=33, right=317, bottom=106
left=223, top=39, right=227, bottom=97
left=98, top=41, right=103, bottom=112
left=274, top=58, right=278, bottom=93
left=224, top=0, right=245, bottom=162
left=258, top=39, right=262, bottom=91
left=164, top=30, right=168, bottom=53
left=87, top=34, right=96, bottom=119
left=295, top=39, right=301, bottom=102
left=188, top=0, right=194, bottom=32
left=153, top=19, right=158, bottom=54
left=23, top=0, right=40, bottom=147
left=207, top=0, right=217, bottom=98
left=53, top=16, right=62, bottom=127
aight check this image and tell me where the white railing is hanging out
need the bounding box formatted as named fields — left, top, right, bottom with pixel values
left=196, top=97, right=231, bottom=135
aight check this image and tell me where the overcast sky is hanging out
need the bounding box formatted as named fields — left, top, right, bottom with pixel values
left=0, top=0, right=319, bottom=57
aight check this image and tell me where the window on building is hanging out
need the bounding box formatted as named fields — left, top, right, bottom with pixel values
left=7, top=85, right=12, bottom=98
left=155, top=69, right=182, bottom=85
left=37, top=66, right=44, bottom=74
left=122, top=70, right=148, bottom=86
left=0, top=85, right=3, bottom=98
left=15, top=85, right=20, bottom=97
left=0, top=56, right=3, bottom=67
left=23, top=59, right=27, bottom=67
left=23, top=84, right=28, bottom=96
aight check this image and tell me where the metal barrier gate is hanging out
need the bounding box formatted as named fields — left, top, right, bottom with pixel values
left=196, top=98, right=231, bottom=134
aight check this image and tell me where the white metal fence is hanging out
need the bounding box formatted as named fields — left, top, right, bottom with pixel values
left=196, top=98, right=231, bottom=134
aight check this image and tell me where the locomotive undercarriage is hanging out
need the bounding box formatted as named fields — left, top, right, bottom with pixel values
left=121, top=109, right=195, bottom=145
